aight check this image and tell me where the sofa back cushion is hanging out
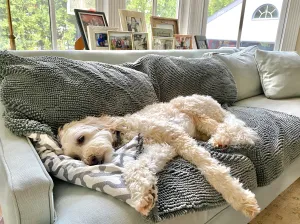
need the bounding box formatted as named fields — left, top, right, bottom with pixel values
left=203, top=46, right=263, bottom=101
left=123, top=54, right=237, bottom=104
left=255, top=49, right=300, bottom=99
left=0, top=51, right=158, bottom=136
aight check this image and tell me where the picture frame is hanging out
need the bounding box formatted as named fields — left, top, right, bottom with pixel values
left=152, top=28, right=173, bottom=37
left=174, top=34, right=193, bottom=50
left=150, top=16, right=179, bottom=35
left=74, top=9, right=108, bottom=50
left=87, top=26, right=118, bottom=50
left=132, top=32, right=149, bottom=50
left=119, top=9, right=147, bottom=32
left=107, top=31, right=133, bottom=50
left=194, top=35, right=209, bottom=49
left=152, top=37, right=175, bottom=50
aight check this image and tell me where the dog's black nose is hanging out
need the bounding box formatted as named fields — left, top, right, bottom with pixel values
left=90, top=156, right=99, bottom=166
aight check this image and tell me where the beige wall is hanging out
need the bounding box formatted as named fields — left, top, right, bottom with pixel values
left=296, top=28, right=300, bottom=54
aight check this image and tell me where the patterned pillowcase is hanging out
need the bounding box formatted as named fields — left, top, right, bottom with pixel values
left=28, top=133, right=143, bottom=206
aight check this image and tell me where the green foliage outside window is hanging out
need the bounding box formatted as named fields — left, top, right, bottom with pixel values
left=208, top=0, right=235, bottom=17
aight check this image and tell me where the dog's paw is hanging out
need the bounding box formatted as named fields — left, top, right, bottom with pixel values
left=135, top=185, right=157, bottom=216
left=208, top=134, right=231, bottom=148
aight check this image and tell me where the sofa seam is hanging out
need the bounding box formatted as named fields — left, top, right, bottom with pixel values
left=0, top=136, right=21, bottom=224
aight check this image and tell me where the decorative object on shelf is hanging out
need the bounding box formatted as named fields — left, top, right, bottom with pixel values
left=132, top=32, right=149, bottom=50
left=194, top=35, right=208, bottom=49
left=6, top=0, right=16, bottom=50
left=152, top=37, right=174, bottom=50
left=150, top=16, right=179, bottom=35
left=174, top=34, right=193, bottom=50
left=119, top=9, right=147, bottom=32
left=87, top=26, right=118, bottom=50
left=152, top=27, right=173, bottom=37
left=74, top=9, right=108, bottom=50
left=108, top=31, right=133, bottom=50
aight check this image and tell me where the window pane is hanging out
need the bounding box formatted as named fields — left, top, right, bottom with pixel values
left=0, top=0, right=51, bottom=50
left=241, top=1, right=283, bottom=51
left=55, top=0, right=96, bottom=50
left=157, top=0, right=178, bottom=18
left=126, top=0, right=153, bottom=32
left=206, top=0, right=239, bottom=49
left=0, top=3, right=9, bottom=50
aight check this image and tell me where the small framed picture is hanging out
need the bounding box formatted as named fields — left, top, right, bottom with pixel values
left=194, top=35, right=208, bottom=49
left=132, top=32, right=149, bottom=50
left=174, top=35, right=193, bottom=50
left=152, top=28, right=173, bottom=37
left=119, top=9, right=147, bottom=32
left=108, top=31, right=133, bottom=50
left=87, top=26, right=118, bottom=50
left=150, top=16, right=179, bottom=35
left=74, top=9, right=108, bottom=50
left=152, top=37, right=174, bottom=50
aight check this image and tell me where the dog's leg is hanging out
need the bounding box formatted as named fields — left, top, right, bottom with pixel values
left=170, top=94, right=258, bottom=146
left=171, top=132, right=260, bottom=218
left=170, top=94, right=227, bottom=122
left=123, top=143, right=177, bottom=216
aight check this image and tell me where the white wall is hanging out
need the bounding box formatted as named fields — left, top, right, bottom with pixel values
left=207, top=0, right=283, bottom=42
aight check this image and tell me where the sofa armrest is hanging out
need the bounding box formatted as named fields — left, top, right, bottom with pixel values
left=0, top=105, right=55, bottom=224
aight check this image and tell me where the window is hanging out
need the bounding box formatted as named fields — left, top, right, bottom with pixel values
left=156, top=0, right=178, bottom=18
left=206, top=0, right=239, bottom=49
left=1, top=0, right=178, bottom=50
left=0, top=0, right=52, bottom=50
left=55, top=0, right=95, bottom=50
left=253, top=4, right=279, bottom=19
left=241, top=1, right=283, bottom=51
left=206, top=0, right=285, bottom=50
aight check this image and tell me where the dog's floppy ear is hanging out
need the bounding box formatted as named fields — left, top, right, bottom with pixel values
left=57, top=126, right=64, bottom=140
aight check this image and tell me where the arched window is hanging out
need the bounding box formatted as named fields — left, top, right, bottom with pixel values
left=253, top=4, right=279, bottom=19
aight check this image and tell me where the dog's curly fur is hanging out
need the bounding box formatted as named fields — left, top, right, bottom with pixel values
left=58, top=94, right=260, bottom=218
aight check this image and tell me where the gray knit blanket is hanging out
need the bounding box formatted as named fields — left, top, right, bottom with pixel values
left=1, top=51, right=300, bottom=222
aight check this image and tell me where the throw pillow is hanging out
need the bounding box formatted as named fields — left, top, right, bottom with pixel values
left=203, top=46, right=263, bottom=101
left=0, top=51, right=158, bottom=136
left=255, top=49, right=300, bottom=99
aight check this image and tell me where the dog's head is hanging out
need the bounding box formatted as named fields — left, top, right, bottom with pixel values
left=58, top=116, right=117, bottom=165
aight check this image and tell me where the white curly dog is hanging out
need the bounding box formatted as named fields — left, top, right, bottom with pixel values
left=58, top=94, right=260, bottom=218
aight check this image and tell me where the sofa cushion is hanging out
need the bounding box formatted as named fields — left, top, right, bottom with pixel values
left=255, top=50, right=300, bottom=99
left=122, top=55, right=237, bottom=104
left=234, top=94, right=300, bottom=118
left=0, top=51, right=158, bottom=136
left=203, top=46, right=262, bottom=101
left=53, top=177, right=227, bottom=224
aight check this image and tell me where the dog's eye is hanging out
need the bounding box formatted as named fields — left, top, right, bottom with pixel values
left=77, top=135, right=85, bottom=145
left=73, top=156, right=81, bottom=161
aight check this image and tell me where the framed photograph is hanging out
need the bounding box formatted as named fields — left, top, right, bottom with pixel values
left=74, top=9, right=108, bottom=50
left=108, top=31, right=133, bottom=50
left=152, top=28, right=173, bottom=37
left=132, top=32, right=149, bottom=50
left=174, top=35, right=193, bottom=50
left=150, top=16, right=179, bottom=35
left=119, top=9, right=147, bottom=32
left=152, top=37, right=174, bottom=50
left=194, top=35, right=209, bottom=49
left=87, top=26, right=118, bottom=50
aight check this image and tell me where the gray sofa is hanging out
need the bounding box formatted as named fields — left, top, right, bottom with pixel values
left=1, top=49, right=300, bottom=224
